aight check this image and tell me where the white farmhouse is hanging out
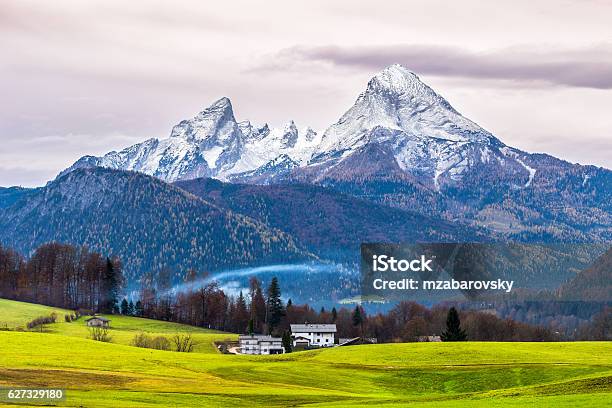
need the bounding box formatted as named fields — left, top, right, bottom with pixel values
left=290, top=324, right=336, bottom=348
left=238, top=335, right=284, bottom=355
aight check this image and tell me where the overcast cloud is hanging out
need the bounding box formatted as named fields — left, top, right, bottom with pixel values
left=258, top=44, right=612, bottom=89
left=1, top=0, right=611, bottom=186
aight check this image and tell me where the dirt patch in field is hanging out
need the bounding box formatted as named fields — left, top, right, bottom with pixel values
left=0, top=368, right=132, bottom=389
left=525, top=375, right=612, bottom=395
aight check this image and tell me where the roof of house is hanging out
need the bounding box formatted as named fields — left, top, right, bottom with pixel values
left=290, top=324, right=337, bottom=333
left=238, top=334, right=282, bottom=341
left=85, top=316, right=110, bottom=322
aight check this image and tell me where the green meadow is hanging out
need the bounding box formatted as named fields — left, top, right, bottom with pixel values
left=0, top=298, right=610, bottom=407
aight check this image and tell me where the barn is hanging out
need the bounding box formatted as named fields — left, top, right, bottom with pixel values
left=85, top=316, right=111, bottom=328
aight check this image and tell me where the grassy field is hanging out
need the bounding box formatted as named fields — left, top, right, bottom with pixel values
left=0, top=298, right=235, bottom=353
left=0, top=299, right=71, bottom=329
left=0, top=298, right=610, bottom=407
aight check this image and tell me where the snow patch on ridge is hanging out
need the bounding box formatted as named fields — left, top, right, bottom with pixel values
left=515, top=157, right=536, bottom=187
left=501, top=147, right=536, bottom=188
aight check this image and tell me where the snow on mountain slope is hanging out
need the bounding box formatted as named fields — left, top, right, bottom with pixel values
left=229, top=121, right=321, bottom=176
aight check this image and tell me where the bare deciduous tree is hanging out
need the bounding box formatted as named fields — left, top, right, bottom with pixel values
left=172, top=334, right=194, bottom=352
left=89, top=326, right=112, bottom=342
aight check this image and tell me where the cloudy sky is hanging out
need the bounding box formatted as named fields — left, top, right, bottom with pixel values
left=1, top=0, right=611, bottom=186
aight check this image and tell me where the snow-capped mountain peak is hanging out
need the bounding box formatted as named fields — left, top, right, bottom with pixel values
left=315, top=64, right=498, bottom=162
left=169, top=97, right=240, bottom=147
left=239, top=120, right=270, bottom=143
left=366, top=64, right=454, bottom=111
left=280, top=120, right=299, bottom=148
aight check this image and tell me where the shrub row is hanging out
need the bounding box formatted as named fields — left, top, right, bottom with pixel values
left=26, top=313, right=57, bottom=330
left=131, top=333, right=194, bottom=352
left=64, top=313, right=78, bottom=322
left=131, top=332, right=171, bottom=351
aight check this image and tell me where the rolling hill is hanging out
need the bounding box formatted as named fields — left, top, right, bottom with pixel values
left=559, top=247, right=612, bottom=301
left=0, top=298, right=234, bottom=353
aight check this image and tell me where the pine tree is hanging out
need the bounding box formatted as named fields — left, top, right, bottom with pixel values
left=331, top=307, right=338, bottom=322
left=120, top=298, right=129, bottom=315
left=352, top=305, right=365, bottom=336
left=441, top=307, right=467, bottom=341
left=135, top=300, right=144, bottom=317
left=282, top=330, right=293, bottom=353
left=127, top=300, right=135, bottom=316
left=101, top=258, right=122, bottom=314
left=266, top=277, right=284, bottom=334
left=235, top=291, right=249, bottom=333
left=249, top=277, right=266, bottom=332
left=352, top=306, right=363, bottom=327
left=247, top=318, right=254, bottom=335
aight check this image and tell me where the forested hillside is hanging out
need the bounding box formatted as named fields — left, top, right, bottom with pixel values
left=0, top=168, right=307, bottom=283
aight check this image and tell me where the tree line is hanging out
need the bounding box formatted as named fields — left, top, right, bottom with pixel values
left=0, top=243, right=122, bottom=313
left=1, top=242, right=608, bottom=341
left=109, top=268, right=570, bottom=342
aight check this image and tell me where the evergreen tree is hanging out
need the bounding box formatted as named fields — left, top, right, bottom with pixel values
left=352, top=305, right=363, bottom=327
left=266, top=277, right=284, bottom=334
left=352, top=305, right=365, bottom=335
left=331, top=307, right=338, bottom=322
left=135, top=300, right=144, bottom=317
left=286, top=298, right=292, bottom=308
left=235, top=291, right=249, bottom=333
left=441, top=307, right=467, bottom=341
left=127, top=300, right=135, bottom=316
left=282, top=329, right=293, bottom=353
left=120, top=298, right=129, bottom=315
left=249, top=277, right=266, bottom=332
left=101, top=258, right=122, bottom=314
left=247, top=318, right=254, bottom=335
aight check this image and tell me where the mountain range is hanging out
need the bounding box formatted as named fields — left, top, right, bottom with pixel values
left=59, top=64, right=611, bottom=242
left=61, top=65, right=521, bottom=186
left=58, top=97, right=320, bottom=183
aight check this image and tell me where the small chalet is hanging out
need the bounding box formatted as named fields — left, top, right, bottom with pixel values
left=416, top=335, right=442, bottom=342
left=238, top=335, right=284, bottom=355
left=290, top=324, right=336, bottom=348
left=85, top=316, right=111, bottom=328
left=338, top=337, right=378, bottom=346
